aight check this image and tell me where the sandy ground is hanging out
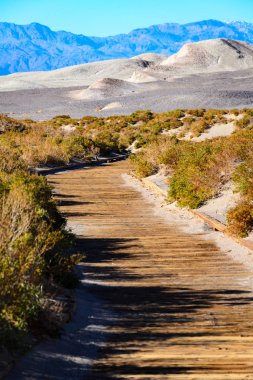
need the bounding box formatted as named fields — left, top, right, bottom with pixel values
left=193, top=121, right=236, bottom=141
left=198, top=183, right=240, bottom=224
left=0, top=68, right=253, bottom=120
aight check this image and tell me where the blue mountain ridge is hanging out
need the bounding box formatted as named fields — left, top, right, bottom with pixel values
left=1, top=19, right=253, bottom=75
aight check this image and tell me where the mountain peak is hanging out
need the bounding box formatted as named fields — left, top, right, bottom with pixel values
left=185, top=19, right=226, bottom=27
left=1, top=19, right=253, bottom=75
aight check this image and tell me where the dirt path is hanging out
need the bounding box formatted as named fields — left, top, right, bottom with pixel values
left=7, top=161, right=253, bottom=379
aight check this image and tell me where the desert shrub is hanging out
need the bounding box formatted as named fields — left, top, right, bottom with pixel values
left=166, top=109, right=185, bottom=119
left=0, top=175, right=56, bottom=339
left=21, top=118, right=35, bottom=124
left=22, top=140, right=70, bottom=166
left=0, top=169, right=79, bottom=349
left=0, top=145, right=26, bottom=173
left=182, top=116, right=196, bottom=125
left=130, top=153, right=157, bottom=178
left=228, top=129, right=253, bottom=161
left=230, top=109, right=240, bottom=116
left=130, top=116, right=253, bottom=236
left=232, top=159, right=253, bottom=198
left=227, top=200, right=253, bottom=237
left=227, top=151, right=253, bottom=236
left=0, top=114, right=26, bottom=134
left=204, top=109, right=226, bottom=118
left=80, top=115, right=98, bottom=125
left=157, top=138, right=182, bottom=168
left=51, top=115, right=78, bottom=126
left=118, top=129, right=136, bottom=148
left=0, top=186, right=51, bottom=332
left=187, top=109, right=206, bottom=117
left=52, top=115, right=71, bottom=120
left=168, top=118, right=183, bottom=129
left=168, top=143, right=220, bottom=208
left=60, top=135, right=95, bottom=160
left=127, top=110, right=154, bottom=124
left=147, top=122, right=163, bottom=135
left=235, top=115, right=251, bottom=129
left=169, top=171, right=213, bottom=208
left=191, top=119, right=209, bottom=137
left=92, top=130, right=121, bottom=153
left=134, top=137, right=146, bottom=149
left=244, top=109, right=253, bottom=117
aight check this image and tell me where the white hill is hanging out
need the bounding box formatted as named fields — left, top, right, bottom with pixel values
left=129, top=71, right=158, bottom=83
left=69, top=78, right=138, bottom=100
left=0, top=38, right=253, bottom=102
left=159, top=39, right=253, bottom=73
left=0, top=56, right=163, bottom=91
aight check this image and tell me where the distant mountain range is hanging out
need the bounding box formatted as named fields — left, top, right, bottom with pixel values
left=2, top=19, right=253, bottom=75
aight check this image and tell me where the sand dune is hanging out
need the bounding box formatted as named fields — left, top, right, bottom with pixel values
left=129, top=71, right=158, bottom=83
left=159, top=38, right=253, bottom=73
left=0, top=56, right=163, bottom=91
left=1, top=39, right=253, bottom=118
left=100, top=102, right=123, bottom=110
left=69, top=78, right=138, bottom=100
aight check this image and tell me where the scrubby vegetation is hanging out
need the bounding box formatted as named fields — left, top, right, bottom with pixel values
left=0, top=120, right=81, bottom=352
left=128, top=109, right=253, bottom=237
left=0, top=107, right=253, bottom=353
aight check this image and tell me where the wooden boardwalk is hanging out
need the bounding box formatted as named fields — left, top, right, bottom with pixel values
left=48, top=161, right=253, bottom=379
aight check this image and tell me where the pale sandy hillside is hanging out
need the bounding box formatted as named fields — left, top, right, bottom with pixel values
left=159, top=39, right=253, bottom=73
left=2, top=39, right=253, bottom=92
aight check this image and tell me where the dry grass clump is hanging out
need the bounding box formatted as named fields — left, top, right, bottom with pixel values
left=235, top=114, right=251, bottom=129
left=227, top=200, right=253, bottom=237
left=190, top=119, right=210, bottom=137
left=0, top=114, right=26, bottom=133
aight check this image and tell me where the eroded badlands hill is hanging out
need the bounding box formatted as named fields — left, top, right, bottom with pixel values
left=1, top=39, right=253, bottom=118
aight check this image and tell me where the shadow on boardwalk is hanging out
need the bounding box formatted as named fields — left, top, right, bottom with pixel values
left=75, top=236, right=253, bottom=379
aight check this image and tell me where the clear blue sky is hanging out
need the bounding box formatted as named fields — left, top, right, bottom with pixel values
left=1, top=0, right=253, bottom=36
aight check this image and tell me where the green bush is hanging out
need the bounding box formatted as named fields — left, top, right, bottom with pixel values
left=232, top=160, right=253, bottom=198
left=168, top=143, right=220, bottom=208
left=130, top=154, right=157, bottom=178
